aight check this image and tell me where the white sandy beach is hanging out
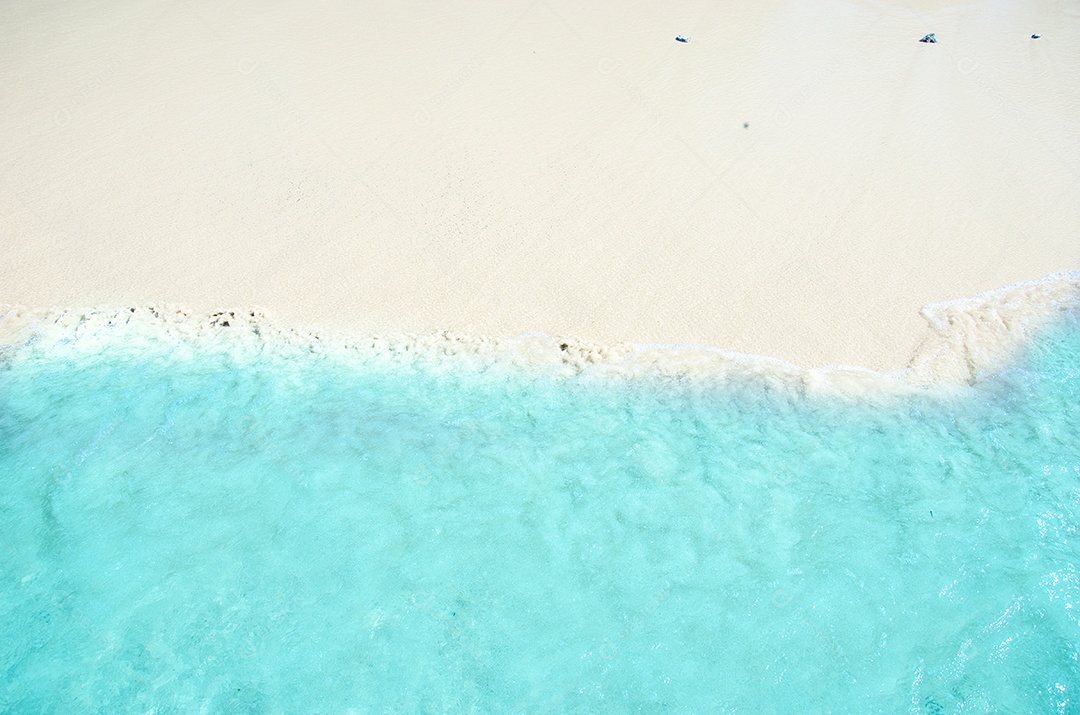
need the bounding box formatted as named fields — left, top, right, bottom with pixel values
left=2, top=0, right=1078, bottom=374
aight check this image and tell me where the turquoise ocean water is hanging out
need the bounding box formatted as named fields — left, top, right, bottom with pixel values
left=2, top=309, right=1079, bottom=713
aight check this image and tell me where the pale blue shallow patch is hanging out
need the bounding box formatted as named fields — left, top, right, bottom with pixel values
left=1, top=312, right=1078, bottom=713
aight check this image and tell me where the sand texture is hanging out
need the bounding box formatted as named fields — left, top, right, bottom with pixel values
left=2, top=0, right=1078, bottom=372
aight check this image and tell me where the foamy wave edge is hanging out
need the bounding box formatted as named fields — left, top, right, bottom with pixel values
left=2, top=272, right=1077, bottom=399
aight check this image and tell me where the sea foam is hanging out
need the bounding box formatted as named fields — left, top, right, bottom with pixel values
left=2, top=272, right=1078, bottom=398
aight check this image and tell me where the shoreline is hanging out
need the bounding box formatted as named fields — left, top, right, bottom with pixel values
left=4, top=272, right=1077, bottom=398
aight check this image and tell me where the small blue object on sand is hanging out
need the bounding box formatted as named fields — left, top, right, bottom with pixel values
left=919, top=33, right=936, bottom=43
left=676, top=35, right=690, bottom=43
left=1032, top=33, right=1041, bottom=39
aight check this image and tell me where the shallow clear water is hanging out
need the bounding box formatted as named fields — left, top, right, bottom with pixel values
left=2, top=314, right=1079, bottom=713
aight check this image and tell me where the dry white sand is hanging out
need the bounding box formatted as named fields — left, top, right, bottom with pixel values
left=2, top=0, right=1078, bottom=374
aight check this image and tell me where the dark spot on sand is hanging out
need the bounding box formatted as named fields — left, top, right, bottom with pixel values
left=221, top=321, right=230, bottom=327
left=743, top=122, right=749, bottom=128
left=560, top=343, right=568, bottom=351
